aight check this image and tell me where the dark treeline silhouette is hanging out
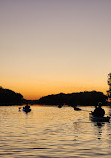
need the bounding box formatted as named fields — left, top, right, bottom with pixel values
left=0, top=87, right=24, bottom=106
left=0, top=86, right=108, bottom=106
left=38, top=91, right=108, bottom=106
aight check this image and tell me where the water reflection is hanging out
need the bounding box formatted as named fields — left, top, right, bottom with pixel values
left=93, top=122, right=105, bottom=139
left=0, top=106, right=111, bottom=158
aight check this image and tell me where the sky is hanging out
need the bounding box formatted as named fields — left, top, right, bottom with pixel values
left=0, top=0, right=111, bottom=99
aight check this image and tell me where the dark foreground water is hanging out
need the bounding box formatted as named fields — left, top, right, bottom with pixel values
left=0, top=105, right=111, bottom=158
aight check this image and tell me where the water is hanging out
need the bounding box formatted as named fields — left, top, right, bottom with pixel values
left=0, top=105, right=111, bottom=158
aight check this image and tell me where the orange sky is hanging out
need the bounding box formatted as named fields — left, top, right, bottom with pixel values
left=0, top=0, right=111, bottom=99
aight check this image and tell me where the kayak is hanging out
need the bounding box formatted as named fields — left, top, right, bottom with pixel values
left=89, top=113, right=110, bottom=122
left=74, top=107, right=81, bottom=111
left=23, top=107, right=31, bottom=112
left=58, top=105, right=62, bottom=108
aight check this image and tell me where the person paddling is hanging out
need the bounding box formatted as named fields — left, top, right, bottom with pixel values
left=92, top=102, right=105, bottom=117
left=74, top=105, right=81, bottom=111
left=25, top=103, right=30, bottom=110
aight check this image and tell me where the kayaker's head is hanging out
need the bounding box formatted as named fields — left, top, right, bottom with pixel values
left=98, top=102, right=102, bottom=107
left=26, top=103, right=29, bottom=107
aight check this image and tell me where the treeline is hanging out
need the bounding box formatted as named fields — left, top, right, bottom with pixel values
left=0, top=86, right=108, bottom=106
left=0, top=87, right=24, bottom=106
left=38, top=91, right=108, bottom=106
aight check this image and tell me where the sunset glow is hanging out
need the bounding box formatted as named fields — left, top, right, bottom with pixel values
left=0, top=0, right=111, bottom=99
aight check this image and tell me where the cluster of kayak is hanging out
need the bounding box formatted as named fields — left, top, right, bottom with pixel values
left=58, top=103, right=111, bottom=122
left=73, top=102, right=110, bottom=122
left=20, top=102, right=110, bottom=122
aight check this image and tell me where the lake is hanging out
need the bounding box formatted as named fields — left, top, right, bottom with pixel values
left=0, top=105, right=111, bottom=158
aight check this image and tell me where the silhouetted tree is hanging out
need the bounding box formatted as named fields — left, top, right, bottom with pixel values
left=38, top=91, right=107, bottom=106
left=0, top=87, right=24, bottom=105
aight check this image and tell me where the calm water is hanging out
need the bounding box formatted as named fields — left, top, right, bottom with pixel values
left=0, top=105, right=111, bottom=158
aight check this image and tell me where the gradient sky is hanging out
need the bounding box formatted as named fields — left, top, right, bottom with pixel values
left=0, top=0, right=111, bottom=99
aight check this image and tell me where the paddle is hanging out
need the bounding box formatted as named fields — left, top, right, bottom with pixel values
left=79, top=108, right=110, bottom=117
left=81, top=109, right=92, bottom=112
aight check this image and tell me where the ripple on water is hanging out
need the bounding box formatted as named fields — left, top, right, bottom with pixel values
left=0, top=106, right=111, bottom=158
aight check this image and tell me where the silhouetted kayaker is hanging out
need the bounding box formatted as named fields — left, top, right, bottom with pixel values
left=58, top=105, right=62, bottom=108
left=74, top=106, right=81, bottom=111
left=25, top=103, right=30, bottom=109
left=73, top=105, right=81, bottom=111
left=92, top=102, right=105, bottom=117
left=19, top=107, right=21, bottom=111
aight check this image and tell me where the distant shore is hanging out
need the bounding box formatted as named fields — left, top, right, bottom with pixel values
left=0, top=87, right=109, bottom=107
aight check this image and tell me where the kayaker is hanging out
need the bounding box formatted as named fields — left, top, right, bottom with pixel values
left=25, top=103, right=30, bottom=110
left=74, top=105, right=81, bottom=111
left=18, top=107, right=21, bottom=111
left=92, top=102, right=105, bottom=117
